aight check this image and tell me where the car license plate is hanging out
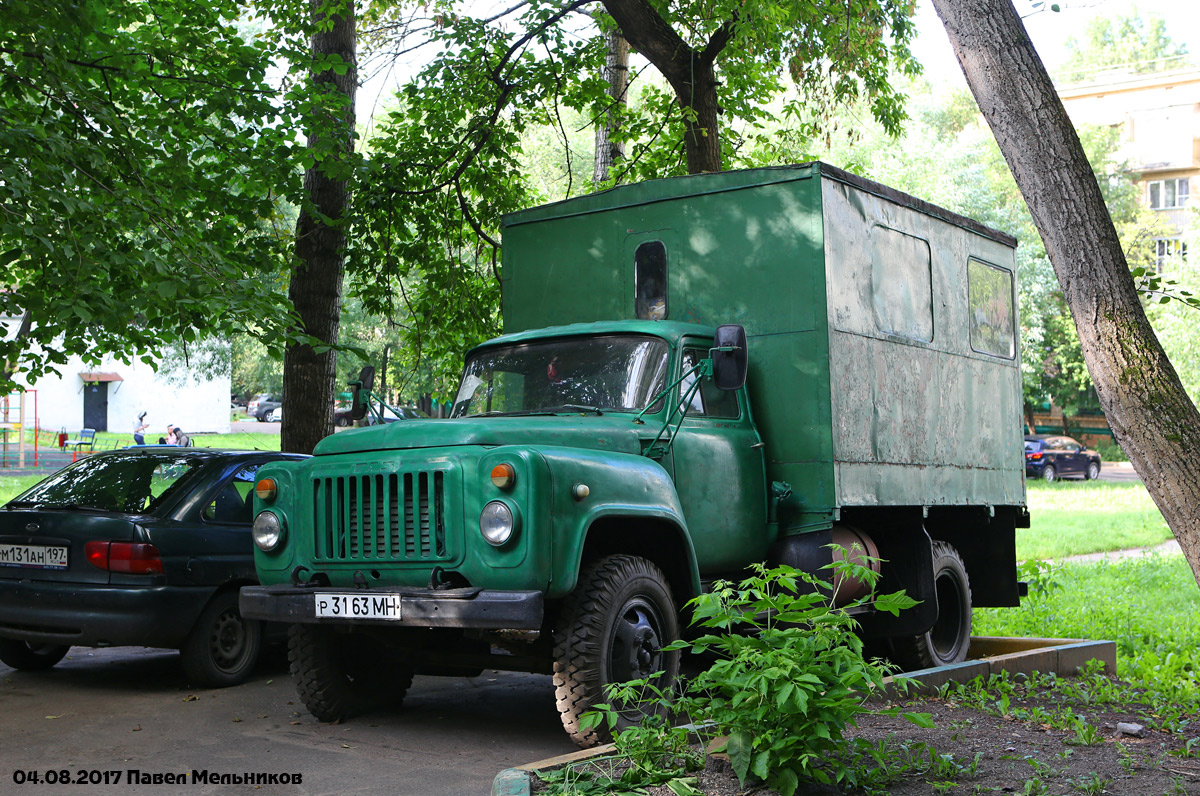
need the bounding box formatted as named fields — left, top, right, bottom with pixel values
left=0, top=543, right=69, bottom=570
left=314, top=593, right=402, bottom=620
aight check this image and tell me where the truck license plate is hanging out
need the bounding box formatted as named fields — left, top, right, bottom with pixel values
left=314, top=593, right=402, bottom=620
left=0, top=543, right=69, bottom=570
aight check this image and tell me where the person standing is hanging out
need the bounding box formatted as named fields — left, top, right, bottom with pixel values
left=133, top=411, right=148, bottom=445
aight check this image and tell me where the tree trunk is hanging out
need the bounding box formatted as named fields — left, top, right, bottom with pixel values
left=593, top=26, right=629, bottom=184
left=282, top=0, right=357, bottom=455
left=601, top=0, right=729, bottom=174
left=932, top=0, right=1200, bottom=586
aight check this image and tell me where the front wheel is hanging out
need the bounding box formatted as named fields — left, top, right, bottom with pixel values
left=552, top=554, right=680, bottom=748
left=289, top=625, right=413, bottom=722
left=181, top=591, right=262, bottom=687
left=1041, top=464, right=1057, bottom=483
left=0, top=639, right=70, bottom=671
left=890, top=541, right=972, bottom=670
left=1085, top=462, right=1100, bottom=480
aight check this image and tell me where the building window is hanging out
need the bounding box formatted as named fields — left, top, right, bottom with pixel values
left=1154, top=238, right=1188, bottom=268
left=1148, top=178, right=1190, bottom=210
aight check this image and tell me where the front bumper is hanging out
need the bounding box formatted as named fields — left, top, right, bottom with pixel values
left=239, top=584, right=543, bottom=630
left=0, top=580, right=214, bottom=648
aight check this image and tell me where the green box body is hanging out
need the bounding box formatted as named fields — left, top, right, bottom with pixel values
left=245, top=163, right=1025, bottom=646
left=502, top=162, right=1025, bottom=531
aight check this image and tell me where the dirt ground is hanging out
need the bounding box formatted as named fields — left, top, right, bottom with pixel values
left=540, top=686, right=1200, bottom=796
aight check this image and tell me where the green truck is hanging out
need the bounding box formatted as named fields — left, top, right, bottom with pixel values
left=240, top=162, right=1028, bottom=746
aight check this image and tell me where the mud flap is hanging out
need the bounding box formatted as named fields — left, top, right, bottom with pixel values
left=855, top=527, right=936, bottom=639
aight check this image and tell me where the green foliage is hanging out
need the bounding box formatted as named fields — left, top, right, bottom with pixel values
left=347, top=1, right=924, bottom=394
left=1058, top=12, right=1190, bottom=83
left=0, top=0, right=308, bottom=389
left=976, top=556, right=1200, bottom=700
left=551, top=554, right=926, bottom=796
left=667, top=562, right=920, bottom=795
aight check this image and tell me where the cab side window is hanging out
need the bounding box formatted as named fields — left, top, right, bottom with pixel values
left=679, top=348, right=740, bottom=419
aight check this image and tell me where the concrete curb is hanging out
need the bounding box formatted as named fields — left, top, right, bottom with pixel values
left=490, top=635, right=1117, bottom=796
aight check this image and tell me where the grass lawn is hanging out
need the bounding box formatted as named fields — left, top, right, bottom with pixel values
left=0, top=427, right=281, bottom=503
left=977, top=554, right=1200, bottom=694
left=1020, top=480, right=1171, bottom=560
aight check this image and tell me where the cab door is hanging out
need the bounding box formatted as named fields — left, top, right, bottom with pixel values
left=667, top=342, right=769, bottom=574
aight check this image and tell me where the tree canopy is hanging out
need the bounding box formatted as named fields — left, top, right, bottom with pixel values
left=0, top=0, right=306, bottom=390
left=344, top=0, right=923, bottom=392
left=1058, top=10, right=1190, bottom=82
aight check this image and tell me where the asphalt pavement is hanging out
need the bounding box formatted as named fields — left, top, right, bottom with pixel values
left=0, top=646, right=575, bottom=796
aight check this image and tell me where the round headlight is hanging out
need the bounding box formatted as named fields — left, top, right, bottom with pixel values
left=479, top=501, right=514, bottom=546
left=253, top=511, right=286, bottom=552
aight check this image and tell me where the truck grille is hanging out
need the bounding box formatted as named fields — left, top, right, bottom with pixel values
left=312, top=471, right=448, bottom=562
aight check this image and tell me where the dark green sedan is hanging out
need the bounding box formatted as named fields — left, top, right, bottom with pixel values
left=0, top=448, right=306, bottom=686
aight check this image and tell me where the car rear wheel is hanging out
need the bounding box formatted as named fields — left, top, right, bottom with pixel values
left=267, top=408, right=280, bottom=423
left=890, top=541, right=972, bottom=670
left=0, top=639, right=70, bottom=671
left=1085, top=462, right=1100, bottom=480
left=1041, top=464, right=1057, bottom=483
left=181, top=591, right=263, bottom=687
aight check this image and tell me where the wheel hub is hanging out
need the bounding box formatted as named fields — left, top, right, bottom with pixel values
left=612, top=603, right=662, bottom=681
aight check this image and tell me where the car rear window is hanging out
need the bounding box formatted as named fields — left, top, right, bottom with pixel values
left=1024, top=439, right=1043, bottom=452
left=9, top=453, right=206, bottom=514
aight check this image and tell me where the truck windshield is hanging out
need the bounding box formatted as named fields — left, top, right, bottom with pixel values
left=452, top=335, right=670, bottom=417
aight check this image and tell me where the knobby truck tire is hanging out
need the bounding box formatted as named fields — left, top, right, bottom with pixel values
left=0, top=639, right=69, bottom=671
left=288, top=624, right=413, bottom=722
left=552, top=554, right=680, bottom=748
left=181, top=590, right=263, bottom=687
left=890, top=540, right=972, bottom=670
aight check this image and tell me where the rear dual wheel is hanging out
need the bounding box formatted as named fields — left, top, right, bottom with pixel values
left=890, top=541, right=972, bottom=670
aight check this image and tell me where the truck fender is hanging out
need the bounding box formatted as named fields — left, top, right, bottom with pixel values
left=533, top=446, right=702, bottom=603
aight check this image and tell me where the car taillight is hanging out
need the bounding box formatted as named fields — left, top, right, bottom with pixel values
left=85, top=541, right=163, bottom=574
left=1026, top=452, right=1042, bottom=460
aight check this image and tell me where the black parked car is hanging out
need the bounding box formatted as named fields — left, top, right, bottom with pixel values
left=0, top=449, right=307, bottom=686
left=1024, top=434, right=1101, bottom=482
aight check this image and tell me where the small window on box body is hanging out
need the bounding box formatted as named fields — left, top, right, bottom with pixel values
left=635, top=241, right=668, bottom=320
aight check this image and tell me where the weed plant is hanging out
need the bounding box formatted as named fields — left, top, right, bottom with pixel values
left=547, top=556, right=932, bottom=796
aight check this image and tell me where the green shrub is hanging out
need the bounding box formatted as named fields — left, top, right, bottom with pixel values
left=574, top=555, right=928, bottom=796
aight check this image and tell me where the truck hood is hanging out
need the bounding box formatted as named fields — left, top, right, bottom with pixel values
left=314, top=415, right=653, bottom=457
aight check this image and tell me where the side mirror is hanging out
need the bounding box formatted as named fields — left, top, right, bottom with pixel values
left=350, top=366, right=375, bottom=420
left=712, top=324, right=748, bottom=391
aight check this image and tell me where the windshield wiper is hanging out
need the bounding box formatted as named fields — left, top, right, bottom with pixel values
left=470, top=410, right=559, bottom=418
left=4, top=501, right=42, bottom=510
left=553, top=405, right=603, bottom=415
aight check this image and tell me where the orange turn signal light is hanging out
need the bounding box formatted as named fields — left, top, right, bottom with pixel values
left=255, top=478, right=278, bottom=501
left=490, top=464, right=516, bottom=489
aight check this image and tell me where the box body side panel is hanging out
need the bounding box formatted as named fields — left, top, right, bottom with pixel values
left=821, top=176, right=1025, bottom=508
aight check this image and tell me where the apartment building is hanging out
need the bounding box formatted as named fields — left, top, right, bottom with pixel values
left=1058, top=67, right=1200, bottom=267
